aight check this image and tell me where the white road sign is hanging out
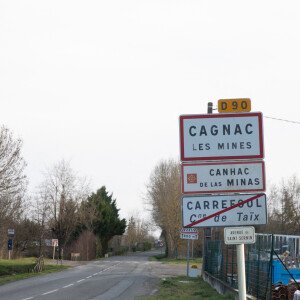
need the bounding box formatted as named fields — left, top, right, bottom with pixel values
left=179, top=112, right=264, bottom=161
left=181, top=193, right=267, bottom=228
left=180, top=227, right=198, bottom=240
left=7, top=229, right=15, bottom=237
left=52, top=239, right=58, bottom=247
left=181, top=161, right=265, bottom=194
left=224, top=227, right=255, bottom=244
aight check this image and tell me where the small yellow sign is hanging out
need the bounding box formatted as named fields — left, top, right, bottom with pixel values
left=218, top=98, right=251, bottom=113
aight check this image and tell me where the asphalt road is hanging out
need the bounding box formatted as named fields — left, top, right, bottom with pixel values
left=0, top=250, right=184, bottom=300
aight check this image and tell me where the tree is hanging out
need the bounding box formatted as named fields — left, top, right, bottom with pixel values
left=30, top=190, right=51, bottom=256
left=0, top=125, right=27, bottom=199
left=265, top=176, right=300, bottom=235
left=0, top=125, right=27, bottom=254
left=146, top=159, right=182, bottom=258
left=126, top=213, right=151, bottom=251
left=85, top=186, right=126, bottom=256
left=38, top=160, right=89, bottom=258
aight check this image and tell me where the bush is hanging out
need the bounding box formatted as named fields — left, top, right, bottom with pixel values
left=143, top=241, right=152, bottom=251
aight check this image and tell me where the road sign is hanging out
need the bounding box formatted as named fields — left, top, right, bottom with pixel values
left=180, top=228, right=198, bottom=240
left=224, top=226, right=255, bottom=244
left=181, top=161, right=265, bottom=194
left=8, top=239, right=13, bottom=250
left=7, top=229, right=15, bottom=237
left=218, top=98, right=251, bottom=113
left=179, top=112, right=264, bottom=161
left=52, top=239, right=58, bottom=247
left=181, top=227, right=198, bottom=233
left=181, top=193, right=267, bottom=228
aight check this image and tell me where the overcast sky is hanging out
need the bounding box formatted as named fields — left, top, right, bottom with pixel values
left=1, top=1, right=300, bottom=225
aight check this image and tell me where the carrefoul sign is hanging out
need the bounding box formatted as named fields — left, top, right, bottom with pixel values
left=179, top=112, right=264, bottom=161
left=182, top=193, right=267, bottom=228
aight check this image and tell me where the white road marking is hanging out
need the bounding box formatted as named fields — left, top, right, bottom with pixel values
left=42, top=289, right=58, bottom=295
left=21, top=261, right=125, bottom=300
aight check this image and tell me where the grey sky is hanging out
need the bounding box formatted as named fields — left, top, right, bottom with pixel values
left=1, top=1, right=300, bottom=220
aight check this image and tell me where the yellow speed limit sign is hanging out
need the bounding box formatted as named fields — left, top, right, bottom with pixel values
left=218, top=98, right=251, bottom=113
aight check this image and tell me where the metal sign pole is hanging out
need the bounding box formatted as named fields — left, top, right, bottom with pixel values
left=202, top=102, right=213, bottom=278
left=237, top=244, right=246, bottom=300
left=187, top=239, right=190, bottom=277
left=192, top=239, right=194, bottom=260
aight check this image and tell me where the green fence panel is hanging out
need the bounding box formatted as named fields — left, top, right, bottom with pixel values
left=205, top=234, right=300, bottom=299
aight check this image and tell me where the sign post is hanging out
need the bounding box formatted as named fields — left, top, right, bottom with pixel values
left=179, top=100, right=266, bottom=299
left=237, top=244, right=246, bottom=300
left=187, top=239, right=190, bottom=277
left=52, top=239, right=58, bottom=260
left=224, top=227, right=255, bottom=300
left=180, top=228, right=198, bottom=277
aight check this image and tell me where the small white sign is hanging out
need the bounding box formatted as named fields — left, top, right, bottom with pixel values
left=224, top=226, right=255, bottom=244
left=181, top=193, right=267, bottom=228
left=8, top=229, right=15, bottom=237
left=180, top=233, right=199, bottom=240
left=179, top=112, right=264, bottom=161
left=180, top=227, right=198, bottom=240
left=52, top=239, right=58, bottom=247
left=181, top=161, right=265, bottom=194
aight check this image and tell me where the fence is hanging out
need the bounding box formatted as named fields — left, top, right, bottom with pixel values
left=205, top=233, right=300, bottom=299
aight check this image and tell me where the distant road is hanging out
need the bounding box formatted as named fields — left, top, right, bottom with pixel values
left=0, top=250, right=167, bottom=300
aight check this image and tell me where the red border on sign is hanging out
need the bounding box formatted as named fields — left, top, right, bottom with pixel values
left=179, top=112, right=264, bottom=161
left=181, top=160, right=266, bottom=194
left=185, top=194, right=263, bottom=227
left=180, top=227, right=198, bottom=233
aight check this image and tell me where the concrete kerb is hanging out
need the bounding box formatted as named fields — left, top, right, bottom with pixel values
left=202, top=271, right=256, bottom=300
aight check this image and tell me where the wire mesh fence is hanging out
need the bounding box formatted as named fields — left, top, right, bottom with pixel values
left=205, top=234, right=300, bottom=299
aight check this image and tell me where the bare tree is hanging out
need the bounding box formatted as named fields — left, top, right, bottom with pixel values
left=0, top=125, right=27, bottom=197
left=146, top=159, right=182, bottom=258
left=263, top=175, right=300, bottom=235
left=38, top=160, right=89, bottom=259
left=0, top=125, right=27, bottom=255
left=126, top=213, right=151, bottom=251
left=30, top=190, right=51, bottom=256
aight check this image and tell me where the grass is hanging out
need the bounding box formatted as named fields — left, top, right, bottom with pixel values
left=0, top=258, right=70, bottom=285
left=145, top=254, right=233, bottom=299
left=149, top=253, right=202, bottom=267
left=136, top=276, right=234, bottom=300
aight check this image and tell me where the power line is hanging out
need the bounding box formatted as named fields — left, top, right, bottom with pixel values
left=264, top=116, right=300, bottom=125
